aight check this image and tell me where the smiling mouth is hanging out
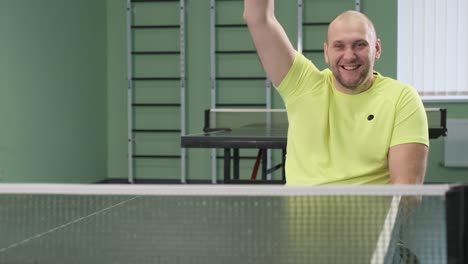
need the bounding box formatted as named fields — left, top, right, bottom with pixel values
left=340, top=65, right=361, bottom=71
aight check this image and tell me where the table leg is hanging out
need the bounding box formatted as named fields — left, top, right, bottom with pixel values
left=261, top=148, right=267, bottom=180
left=224, top=148, right=231, bottom=182
left=233, top=148, right=239, bottom=180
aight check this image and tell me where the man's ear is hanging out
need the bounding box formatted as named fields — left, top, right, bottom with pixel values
left=323, top=42, right=329, bottom=64
left=375, top=38, right=382, bottom=59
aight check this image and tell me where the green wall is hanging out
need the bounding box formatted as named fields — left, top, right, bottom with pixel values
left=107, top=0, right=128, bottom=179
left=0, top=0, right=466, bottom=183
left=107, top=0, right=407, bottom=182
left=0, top=0, right=107, bottom=182
left=111, top=0, right=465, bottom=183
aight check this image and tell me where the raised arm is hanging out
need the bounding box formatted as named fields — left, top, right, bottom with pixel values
left=388, top=143, right=428, bottom=184
left=243, top=0, right=296, bottom=87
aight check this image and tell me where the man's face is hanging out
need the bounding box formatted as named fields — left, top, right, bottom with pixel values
left=324, top=20, right=381, bottom=93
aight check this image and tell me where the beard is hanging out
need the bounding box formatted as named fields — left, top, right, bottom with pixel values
left=332, top=63, right=371, bottom=90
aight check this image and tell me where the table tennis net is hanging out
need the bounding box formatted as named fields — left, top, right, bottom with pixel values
left=207, top=109, right=288, bottom=130
left=0, top=184, right=464, bottom=264
left=207, top=108, right=445, bottom=130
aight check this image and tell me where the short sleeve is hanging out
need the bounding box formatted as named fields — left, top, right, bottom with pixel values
left=390, top=86, right=429, bottom=147
left=275, top=52, right=323, bottom=104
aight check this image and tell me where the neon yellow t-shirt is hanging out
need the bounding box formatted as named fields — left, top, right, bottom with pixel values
left=276, top=52, right=429, bottom=185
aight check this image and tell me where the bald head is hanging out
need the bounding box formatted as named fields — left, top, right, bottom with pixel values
left=323, top=10, right=382, bottom=94
left=327, top=11, right=377, bottom=44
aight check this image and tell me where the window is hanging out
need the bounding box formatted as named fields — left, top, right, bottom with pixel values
left=397, top=0, right=468, bottom=101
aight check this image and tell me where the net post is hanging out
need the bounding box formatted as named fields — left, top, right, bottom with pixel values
left=445, top=184, right=468, bottom=263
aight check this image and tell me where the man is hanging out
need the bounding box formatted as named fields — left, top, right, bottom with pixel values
left=243, top=1, right=428, bottom=185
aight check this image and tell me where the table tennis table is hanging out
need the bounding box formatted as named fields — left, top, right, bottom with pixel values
left=181, top=108, right=447, bottom=183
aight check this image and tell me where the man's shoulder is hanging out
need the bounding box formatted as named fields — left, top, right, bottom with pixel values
left=373, top=72, right=419, bottom=98
left=371, top=72, right=423, bottom=113
left=374, top=72, right=411, bottom=88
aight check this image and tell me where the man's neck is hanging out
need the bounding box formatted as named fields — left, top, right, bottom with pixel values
left=334, top=74, right=376, bottom=95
